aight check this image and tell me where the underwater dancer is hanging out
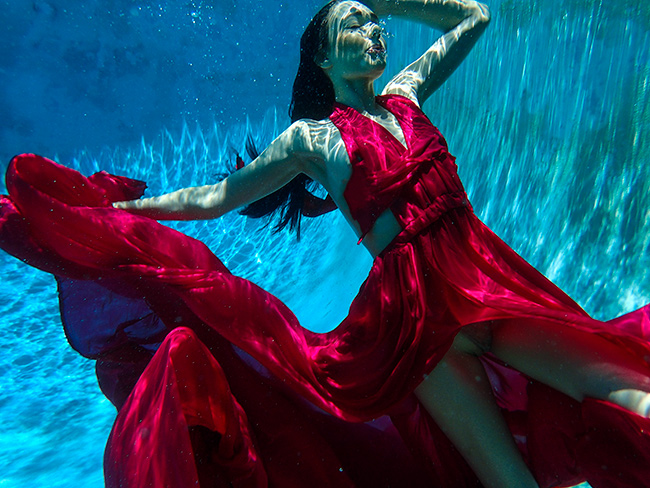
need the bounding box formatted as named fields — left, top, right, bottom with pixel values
left=3, top=0, right=650, bottom=487
left=113, top=1, right=650, bottom=486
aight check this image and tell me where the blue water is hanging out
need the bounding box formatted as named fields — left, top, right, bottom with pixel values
left=2, top=0, right=650, bottom=486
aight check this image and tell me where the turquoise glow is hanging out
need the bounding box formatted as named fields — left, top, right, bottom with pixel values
left=2, top=1, right=650, bottom=486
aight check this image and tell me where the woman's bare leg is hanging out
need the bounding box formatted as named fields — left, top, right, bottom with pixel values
left=490, top=319, right=650, bottom=416
left=412, top=320, right=650, bottom=487
left=414, top=333, right=539, bottom=488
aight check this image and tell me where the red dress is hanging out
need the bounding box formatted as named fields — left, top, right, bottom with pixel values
left=1, top=94, right=650, bottom=487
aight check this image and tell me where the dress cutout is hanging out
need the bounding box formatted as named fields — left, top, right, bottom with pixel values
left=330, top=95, right=469, bottom=240
left=2, top=96, right=650, bottom=485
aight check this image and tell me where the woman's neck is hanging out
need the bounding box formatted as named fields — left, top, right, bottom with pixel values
left=333, top=77, right=378, bottom=113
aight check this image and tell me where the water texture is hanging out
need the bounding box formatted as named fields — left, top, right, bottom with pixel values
left=2, top=0, right=649, bottom=486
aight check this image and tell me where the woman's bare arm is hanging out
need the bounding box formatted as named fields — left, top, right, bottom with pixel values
left=113, top=123, right=314, bottom=220
left=367, top=0, right=490, bottom=104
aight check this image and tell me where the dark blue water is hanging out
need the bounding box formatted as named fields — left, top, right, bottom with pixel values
left=3, top=1, right=650, bottom=486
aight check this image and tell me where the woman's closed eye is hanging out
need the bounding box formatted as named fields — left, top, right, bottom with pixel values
left=347, top=22, right=383, bottom=36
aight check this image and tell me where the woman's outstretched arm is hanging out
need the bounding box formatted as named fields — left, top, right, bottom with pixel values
left=113, top=123, right=315, bottom=220
left=368, top=0, right=491, bottom=104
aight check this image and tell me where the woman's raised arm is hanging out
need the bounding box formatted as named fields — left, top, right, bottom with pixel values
left=368, top=0, right=490, bottom=104
left=113, top=123, right=314, bottom=220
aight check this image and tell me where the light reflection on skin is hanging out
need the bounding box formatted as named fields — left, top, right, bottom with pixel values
left=115, top=0, right=491, bottom=257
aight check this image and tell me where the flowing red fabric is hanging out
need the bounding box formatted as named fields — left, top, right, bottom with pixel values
left=2, top=95, right=650, bottom=486
left=0, top=157, right=439, bottom=487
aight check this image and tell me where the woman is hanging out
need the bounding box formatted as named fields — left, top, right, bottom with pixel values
left=114, top=0, right=650, bottom=486
left=2, top=1, right=650, bottom=487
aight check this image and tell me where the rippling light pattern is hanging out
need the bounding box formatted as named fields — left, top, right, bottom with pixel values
left=3, top=1, right=650, bottom=487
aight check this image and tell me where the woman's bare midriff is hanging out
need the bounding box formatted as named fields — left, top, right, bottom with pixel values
left=360, top=210, right=404, bottom=257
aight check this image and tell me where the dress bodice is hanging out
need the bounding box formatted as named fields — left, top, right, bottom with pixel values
left=329, top=94, right=471, bottom=242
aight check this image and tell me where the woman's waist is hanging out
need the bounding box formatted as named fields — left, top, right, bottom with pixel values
left=360, top=211, right=405, bottom=258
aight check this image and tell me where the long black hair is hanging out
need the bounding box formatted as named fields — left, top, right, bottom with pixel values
left=289, top=0, right=339, bottom=122
left=239, top=0, right=341, bottom=239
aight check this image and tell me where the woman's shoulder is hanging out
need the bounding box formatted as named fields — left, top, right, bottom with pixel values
left=282, top=118, right=348, bottom=178
left=290, top=117, right=337, bottom=133
left=380, top=81, right=421, bottom=107
left=284, top=118, right=341, bottom=153
left=273, top=118, right=332, bottom=148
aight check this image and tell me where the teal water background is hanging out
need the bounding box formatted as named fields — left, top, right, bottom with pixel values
left=2, top=0, right=650, bottom=486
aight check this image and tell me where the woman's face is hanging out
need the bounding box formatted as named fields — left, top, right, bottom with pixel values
left=322, top=1, right=387, bottom=81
